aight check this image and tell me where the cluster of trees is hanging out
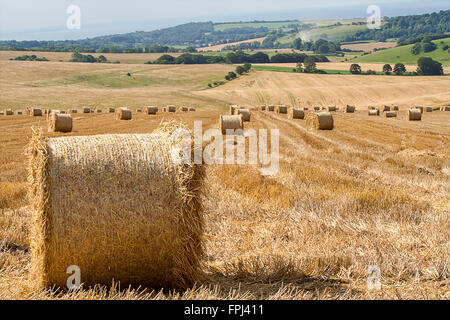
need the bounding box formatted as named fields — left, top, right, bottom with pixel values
left=225, top=63, right=252, bottom=81
left=349, top=58, right=443, bottom=76
left=11, top=54, right=48, bottom=61
left=292, top=38, right=341, bottom=54
left=69, top=52, right=109, bottom=63
left=342, top=10, right=449, bottom=42
left=151, top=51, right=329, bottom=65
left=295, top=57, right=327, bottom=74
left=411, top=36, right=439, bottom=54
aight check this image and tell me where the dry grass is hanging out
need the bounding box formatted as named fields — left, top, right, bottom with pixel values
left=0, top=61, right=449, bottom=299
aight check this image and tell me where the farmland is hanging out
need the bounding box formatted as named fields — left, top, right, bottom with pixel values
left=0, top=60, right=449, bottom=299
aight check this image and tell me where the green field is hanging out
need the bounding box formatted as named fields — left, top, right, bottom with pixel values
left=353, top=38, right=450, bottom=66
left=300, top=24, right=368, bottom=41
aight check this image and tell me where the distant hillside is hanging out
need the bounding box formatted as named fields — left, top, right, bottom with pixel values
left=352, top=38, right=450, bottom=66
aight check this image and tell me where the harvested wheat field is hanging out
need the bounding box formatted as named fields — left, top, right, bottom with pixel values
left=0, top=62, right=449, bottom=300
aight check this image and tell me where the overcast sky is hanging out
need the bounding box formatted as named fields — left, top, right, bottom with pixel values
left=0, top=0, right=448, bottom=40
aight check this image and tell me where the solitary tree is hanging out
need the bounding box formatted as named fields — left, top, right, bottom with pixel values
left=292, top=38, right=302, bottom=50
left=304, top=57, right=317, bottom=73
left=393, top=63, right=406, bottom=75
left=350, top=64, right=362, bottom=74
left=417, top=57, right=443, bottom=75
left=236, top=65, right=245, bottom=75
left=383, top=64, right=392, bottom=75
left=296, top=62, right=303, bottom=73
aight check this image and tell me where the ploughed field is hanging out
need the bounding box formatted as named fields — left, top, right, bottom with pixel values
left=0, top=61, right=449, bottom=299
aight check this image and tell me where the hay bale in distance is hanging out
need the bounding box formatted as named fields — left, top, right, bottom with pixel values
left=327, top=106, right=336, bottom=112
left=82, top=107, right=91, bottom=114
left=5, top=109, right=13, bottom=116
left=68, top=109, right=78, bottom=114
left=259, top=105, right=266, bottom=111
left=48, top=113, right=73, bottom=132
left=145, top=106, right=158, bottom=115
left=443, top=106, right=450, bottom=111
left=166, top=105, right=176, bottom=113
left=382, top=105, right=391, bottom=112
left=108, top=107, right=115, bottom=113
left=415, top=106, right=424, bottom=114
left=314, top=106, right=320, bottom=111
left=28, top=126, right=204, bottom=289
left=368, top=109, right=380, bottom=116
left=385, top=111, right=397, bottom=118
left=408, top=109, right=422, bottom=121
left=116, top=108, right=132, bottom=120
left=306, top=112, right=334, bottom=130
left=268, top=105, right=275, bottom=112
left=344, top=105, right=356, bottom=113
left=17, top=110, right=23, bottom=115
left=276, top=105, right=288, bottom=114
left=289, top=108, right=305, bottom=119
left=393, top=106, right=399, bottom=111
left=136, top=108, right=142, bottom=113
left=180, top=106, right=189, bottom=112
left=425, top=106, right=433, bottom=112
left=235, top=108, right=251, bottom=122
left=303, top=107, right=309, bottom=111
left=220, top=115, right=244, bottom=134
left=96, top=109, right=102, bottom=113
left=0, top=111, right=3, bottom=115
left=189, top=107, right=196, bottom=112
left=31, top=108, right=42, bottom=117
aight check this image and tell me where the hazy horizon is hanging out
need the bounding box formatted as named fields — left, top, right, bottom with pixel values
left=0, top=0, right=449, bottom=41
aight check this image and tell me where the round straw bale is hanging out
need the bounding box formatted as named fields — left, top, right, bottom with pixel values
left=166, top=105, right=176, bottom=113
left=444, top=106, right=450, bottom=111
left=68, top=109, right=78, bottom=114
left=31, top=108, right=42, bottom=117
left=368, top=106, right=376, bottom=110
left=327, top=106, right=336, bottom=112
left=259, top=105, right=266, bottom=111
left=5, top=109, right=13, bottom=115
left=384, top=111, right=397, bottom=118
left=408, top=109, right=422, bottom=121
left=145, top=106, right=158, bottom=115
left=276, top=105, right=288, bottom=114
left=393, top=106, right=399, bottom=111
left=220, top=115, right=244, bottom=134
left=0, top=111, right=3, bottom=115
left=314, top=106, right=320, bottom=111
left=306, top=112, right=334, bottom=130
left=17, top=110, right=23, bottom=115
left=289, top=108, right=305, bottom=119
left=235, top=108, right=251, bottom=121
left=136, top=108, right=142, bottom=113
left=368, top=109, right=380, bottom=116
left=27, top=125, right=204, bottom=289
left=425, top=106, right=433, bottom=112
left=180, top=106, right=189, bottom=112
left=344, top=105, right=355, bottom=113
left=189, top=107, right=196, bottom=112
left=303, top=107, right=309, bottom=111
left=268, top=105, right=275, bottom=112
left=116, top=108, right=132, bottom=120
left=82, top=107, right=91, bottom=114
left=96, top=109, right=102, bottom=113
left=415, top=106, right=423, bottom=113
left=382, top=105, right=391, bottom=112
left=48, top=113, right=73, bottom=132
left=60, top=110, right=66, bottom=114
left=108, top=107, right=115, bottom=113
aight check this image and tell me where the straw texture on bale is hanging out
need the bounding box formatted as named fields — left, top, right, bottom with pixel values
left=327, top=106, right=336, bottom=112
left=382, top=106, right=391, bottom=112
left=259, top=105, right=266, bottom=111
left=82, top=107, right=91, bottom=114
left=393, top=106, right=399, bottom=111
left=385, top=111, right=397, bottom=118
left=27, top=124, right=204, bottom=289
left=306, top=112, right=334, bottom=130
left=31, top=108, right=42, bottom=117
left=235, top=108, right=251, bottom=122
left=368, top=109, right=380, bottom=116
left=116, top=108, right=132, bottom=120
left=415, top=106, right=424, bottom=114
left=444, top=106, right=450, bottom=111
left=145, top=106, right=158, bottom=115
left=219, top=115, right=244, bottom=134
left=189, top=107, right=196, bottom=112
left=136, top=108, right=142, bottom=113
left=345, top=105, right=356, bottom=113
left=268, top=105, right=275, bottom=112
left=48, top=113, right=73, bottom=133
left=408, top=109, right=422, bottom=121
left=166, top=105, right=176, bottom=113
left=289, top=108, right=305, bottom=120
left=5, top=109, right=13, bottom=115
left=425, top=106, right=433, bottom=112
left=276, top=106, right=288, bottom=114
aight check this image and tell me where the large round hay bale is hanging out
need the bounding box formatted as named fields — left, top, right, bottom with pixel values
left=116, top=108, right=132, bottom=120
left=219, top=115, right=243, bottom=134
left=314, top=106, right=320, bottom=111
left=382, top=105, right=391, bottom=112
left=68, top=109, right=78, bottom=114
left=48, top=113, right=73, bottom=132
left=444, top=106, right=450, bottom=111
left=259, top=105, right=266, bottom=111
left=276, top=105, right=288, bottom=114
left=31, top=108, right=42, bottom=117
left=415, top=106, right=423, bottom=114
left=145, top=106, right=158, bottom=115
left=136, top=108, right=142, bottom=113
left=268, top=105, right=275, bottom=112
left=235, top=108, right=251, bottom=122
left=180, top=106, right=188, bottom=112
left=344, top=105, right=355, bottom=113
left=368, top=109, right=380, bottom=116
left=5, top=109, right=13, bottom=116
left=384, top=111, right=397, bottom=118
left=289, top=108, right=305, bottom=119
left=189, top=107, right=196, bottom=112
left=166, top=105, right=176, bottom=113
left=0, top=111, right=3, bottom=115
left=327, top=106, right=336, bottom=112
left=108, top=107, right=115, bottom=113
left=425, top=106, right=433, bottom=112
left=408, top=109, right=422, bottom=121
left=306, top=112, right=334, bottom=130
left=82, top=107, right=91, bottom=114
left=393, top=106, right=399, bottom=111
left=27, top=125, right=204, bottom=289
